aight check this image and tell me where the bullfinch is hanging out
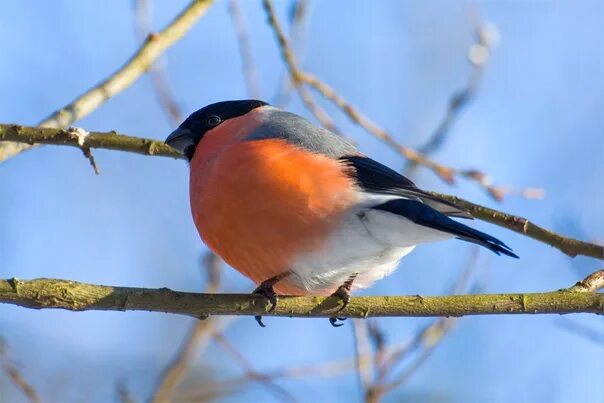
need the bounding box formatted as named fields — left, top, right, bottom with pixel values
left=165, top=99, right=517, bottom=326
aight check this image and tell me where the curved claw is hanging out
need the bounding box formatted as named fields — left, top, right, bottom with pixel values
left=255, top=315, right=267, bottom=328
left=253, top=284, right=278, bottom=312
left=329, top=317, right=348, bottom=327
left=252, top=272, right=291, bottom=328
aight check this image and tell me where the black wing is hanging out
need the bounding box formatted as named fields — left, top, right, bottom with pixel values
left=340, top=155, right=472, bottom=218
left=374, top=199, right=518, bottom=258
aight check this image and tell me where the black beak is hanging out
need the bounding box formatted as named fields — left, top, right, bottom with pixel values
left=165, top=127, right=193, bottom=154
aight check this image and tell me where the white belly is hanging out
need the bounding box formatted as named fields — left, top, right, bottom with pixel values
left=288, top=207, right=453, bottom=294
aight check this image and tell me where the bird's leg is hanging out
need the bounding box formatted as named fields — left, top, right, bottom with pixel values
left=332, top=274, right=357, bottom=311
left=329, top=274, right=357, bottom=327
left=253, top=271, right=291, bottom=327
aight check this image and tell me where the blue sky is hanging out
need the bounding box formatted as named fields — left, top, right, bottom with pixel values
left=1, top=1, right=603, bottom=402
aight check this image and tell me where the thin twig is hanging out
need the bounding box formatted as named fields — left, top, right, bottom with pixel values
left=1, top=123, right=602, bottom=260
left=134, top=0, right=183, bottom=126
left=261, top=0, right=339, bottom=132
left=407, top=12, right=498, bottom=170
left=228, top=0, right=261, bottom=99
left=557, top=317, right=604, bottom=345
left=116, top=381, right=138, bottom=403
left=273, top=0, right=312, bottom=107
left=366, top=251, right=478, bottom=402
left=213, top=333, right=297, bottom=402
left=150, top=253, right=224, bottom=403
left=566, top=270, right=604, bottom=293
left=262, top=0, right=535, bottom=201
left=352, top=320, right=374, bottom=394
left=0, top=338, right=41, bottom=403
left=297, top=85, right=341, bottom=133
left=0, top=0, right=213, bottom=164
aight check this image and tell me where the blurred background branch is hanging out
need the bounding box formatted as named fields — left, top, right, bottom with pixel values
left=262, top=0, right=541, bottom=202
left=133, top=0, right=184, bottom=127
left=228, top=0, right=262, bottom=100
left=0, top=0, right=212, bottom=163
left=0, top=338, right=40, bottom=403
left=150, top=253, right=224, bottom=403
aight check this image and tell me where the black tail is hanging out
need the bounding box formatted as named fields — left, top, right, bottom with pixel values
left=374, top=199, right=519, bottom=258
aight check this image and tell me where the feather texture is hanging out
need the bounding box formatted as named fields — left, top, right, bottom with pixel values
left=340, top=156, right=473, bottom=218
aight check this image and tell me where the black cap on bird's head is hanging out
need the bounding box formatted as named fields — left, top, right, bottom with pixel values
left=165, top=99, right=268, bottom=160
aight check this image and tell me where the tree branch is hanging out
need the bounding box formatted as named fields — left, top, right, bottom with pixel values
left=0, top=339, right=40, bottom=403
left=1, top=123, right=602, bottom=260
left=262, top=0, right=533, bottom=202
left=0, top=0, right=213, bottom=162
left=435, top=194, right=604, bottom=259
left=0, top=124, right=180, bottom=159
left=1, top=278, right=602, bottom=319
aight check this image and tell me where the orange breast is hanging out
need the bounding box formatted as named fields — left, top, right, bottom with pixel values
left=189, top=122, right=358, bottom=295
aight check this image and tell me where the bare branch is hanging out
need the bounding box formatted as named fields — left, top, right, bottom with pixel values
left=1, top=278, right=603, bottom=319
left=273, top=0, right=312, bottom=107
left=434, top=193, right=604, bottom=260
left=261, top=0, right=527, bottom=201
left=0, top=339, right=41, bottom=403
left=0, top=0, right=213, bottom=162
left=409, top=13, right=498, bottom=167
left=1, top=123, right=602, bottom=260
left=134, top=0, right=184, bottom=126
left=0, top=124, right=181, bottom=159
left=566, top=270, right=604, bottom=293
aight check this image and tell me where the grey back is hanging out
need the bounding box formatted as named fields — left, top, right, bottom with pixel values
left=245, top=108, right=358, bottom=158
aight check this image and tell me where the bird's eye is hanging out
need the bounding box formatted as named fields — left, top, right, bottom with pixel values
left=206, top=115, right=221, bottom=127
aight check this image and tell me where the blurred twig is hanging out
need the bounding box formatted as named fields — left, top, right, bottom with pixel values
left=273, top=0, right=312, bottom=107
left=116, top=381, right=138, bottom=403
left=0, top=0, right=213, bottom=165
left=352, top=320, right=374, bottom=394
left=0, top=338, right=41, bottom=403
left=1, top=122, right=602, bottom=259
left=402, top=13, right=543, bottom=202
left=297, top=85, right=341, bottom=134
left=228, top=0, right=261, bottom=99
left=262, top=0, right=538, bottom=202
left=360, top=250, right=479, bottom=402
left=212, top=333, right=297, bottom=402
left=134, top=0, right=183, bottom=126
left=150, top=253, right=225, bottom=403
left=557, top=317, right=604, bottom=345
left=406, top=12, right=498, bottom=172
left=262, top=0, right=340, bottom=133
left=380, top=253, right=479, bottom=396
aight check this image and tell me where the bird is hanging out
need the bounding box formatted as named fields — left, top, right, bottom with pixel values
left=165, top=99, right=518, bottom=327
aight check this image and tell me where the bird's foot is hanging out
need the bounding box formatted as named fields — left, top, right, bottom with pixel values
left=252, top=271, right=291, bottom=327
left=331, top=274, right=357, bottom=312
left=327, top=274, right=357, bottom=327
